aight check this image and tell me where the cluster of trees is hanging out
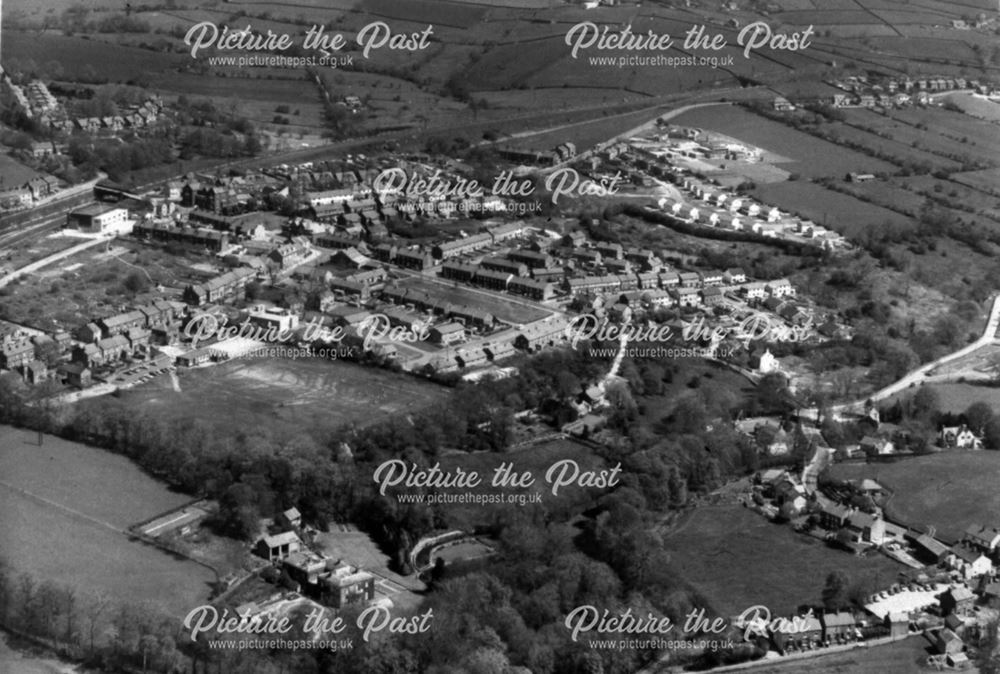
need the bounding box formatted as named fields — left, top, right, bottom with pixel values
left=68, top=135, right=174, bottom=180
left=0, top=338, right=810, bottom=671
left=0, top=558, right=181, bottom=673
left=881, top=387, right=1000, bottom=450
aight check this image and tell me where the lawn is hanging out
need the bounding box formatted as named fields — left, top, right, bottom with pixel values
left=105, top=355, right=452, bottom=437
left=828, top=451, right=1000, bottom=543
left=664, top=505, right=902, bottom=618
left=670, top=105, right=896, bottom=179
left=0, top=426, right=215, bottom=618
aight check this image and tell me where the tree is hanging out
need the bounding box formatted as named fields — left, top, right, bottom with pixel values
left=965, top=401, right=994, bottom=436
left=984, top=417, right=1000, bottom=451
left=122, top=270, right=149, bottom=295
left=821, top=571, right=849, bottom=611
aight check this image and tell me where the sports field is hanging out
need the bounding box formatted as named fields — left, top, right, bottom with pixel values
left=829, top=451, right=1000, bottom=543
left=664, top=505, right=902, bottom=618
left=110, top=355, right=452, bottom=436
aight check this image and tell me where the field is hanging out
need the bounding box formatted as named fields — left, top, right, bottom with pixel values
left=828, top=451, right=1000, bottom=542
left=0, top=153, right=46, bottom=187
left=671, top=105, right=895, bottom=179
left=4, top=31, right=184, bottom=84
left=0, top=425, right=215, bottom=617
left=827, top=114, right=963, bottom=172
left=951, top=168, right=1000, bottom=198
left=399, top=276, right=551, bottom=324
left=942, top=93, right=1000, bottom=122
left=105, top=356, right=452, bottom=437
left=747, top=635, right=933, bottom=674
left=752, top=181, right=913, bottom=240
left=504, top=107, right=664, bottom=154
left=664, top=505, right=902, bottom=618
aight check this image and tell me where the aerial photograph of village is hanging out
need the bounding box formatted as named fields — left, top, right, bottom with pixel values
left=3, top=0, right=1000, bottom=672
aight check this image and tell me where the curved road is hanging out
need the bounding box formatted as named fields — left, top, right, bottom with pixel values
left=801, top=293, right=1000, bottom=420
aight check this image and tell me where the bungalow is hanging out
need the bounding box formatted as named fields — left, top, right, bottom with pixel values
left=962, top=525, right=1000, bottom=553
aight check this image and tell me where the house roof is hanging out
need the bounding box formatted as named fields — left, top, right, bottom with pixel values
left=823, top=612, right=855, bottom=628
left=261, top=531, right=301, bottom=548
left=952, top=546, right=987, bottom=565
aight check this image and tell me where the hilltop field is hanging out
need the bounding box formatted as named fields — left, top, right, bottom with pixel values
left=6, top=0, right=999, bottom=145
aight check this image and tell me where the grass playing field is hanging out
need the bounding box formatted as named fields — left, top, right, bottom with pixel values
left=106, top=355, right=452, bottom=438
left=664, top=505, right=902, bottom=618
left=828, top=451, right=1000, bottom=543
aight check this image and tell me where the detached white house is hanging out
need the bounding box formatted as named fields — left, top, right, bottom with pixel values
left=941, top=425, right=982, bottom=449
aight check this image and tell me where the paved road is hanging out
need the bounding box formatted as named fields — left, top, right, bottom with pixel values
left=801, top=293, right=1000, bottom=420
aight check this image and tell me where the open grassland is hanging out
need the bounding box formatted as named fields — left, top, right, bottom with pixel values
left=829, top=451, right=1000, bottom=542
left=106, top=356, right=451, bottom=436
left=671, top=105, right=895, bottom=179
left=0, top=426, right=215, bottom=617
left=5, top=31, right=185, bottom=83
left=664, top=505, right=902, bottom=618
left=952, top=168, right=1000, bottom=198
left=752, top=181, right=914, bottom=239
